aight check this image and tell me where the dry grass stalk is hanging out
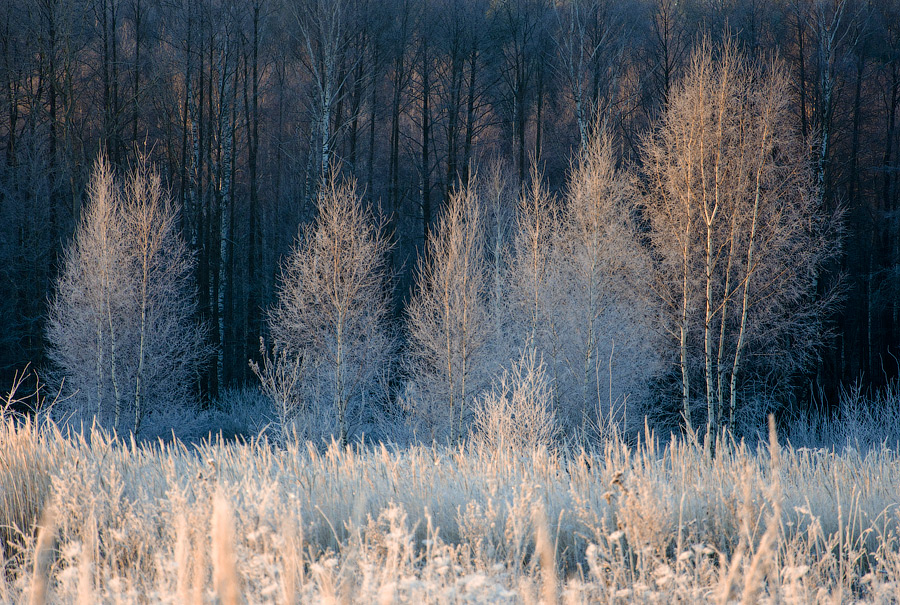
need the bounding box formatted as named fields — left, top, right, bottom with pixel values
left=28, top=505, right=56, bottom=605
left=279, top=513, right=304, bottom=603
left=174, top=513, right=190, bottom=604
left=0, top=537, right=9, bottom=603
left=191, top=520, right=206, bottom=605
left=532, top=504, right=558, bottom=604
left=211, top=492, right=241, bottom=605
left=76, top=512, right=96, bottom=605
left=740, top=416, right=783, bottom=603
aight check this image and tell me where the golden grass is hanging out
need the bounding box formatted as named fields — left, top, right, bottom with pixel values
left=1, top=415, right=900, bottom=602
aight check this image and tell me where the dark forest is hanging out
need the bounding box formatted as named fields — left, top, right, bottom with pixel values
left=1, top=0, right=898, bottom=422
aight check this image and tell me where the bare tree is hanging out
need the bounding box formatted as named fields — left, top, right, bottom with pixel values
left=46, top=156, right=206, bottom=434
left=406, top=181, right=491, bottom=444
left=249, top=339, right=305, bottom=442
left=644, top=0, right=690, bottom=109
left=122, top=156, right=202, bottom=434
left=267, top=174, right=393, bottom=446
left=553, top=0, right=626, bottom=151
left=290, top=0, right=351, bottom=191
left=510, top=165, right=557, bottom=347
left=553, top=133, right=658, bottom=438
left=642, top=41, right=841, bottom=442
left=506, top=135, right=658, bottom=441
left=492, top=0, right=551, bottom=185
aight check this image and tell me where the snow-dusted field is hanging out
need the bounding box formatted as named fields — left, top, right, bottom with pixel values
left=2, top=416, right=900, bottom=604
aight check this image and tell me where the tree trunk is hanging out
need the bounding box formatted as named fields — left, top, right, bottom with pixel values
left=367, top=43, right=378, bottom=198
left=216, top=41, right=233, bottom=391
left=681, top=240, right=691, bottom=432
left=349, top=44, right=364, bottom=170
left=3, top=9, right=18, bottom=167
left=516, top=70, right=527, bottom=187
left=421, top=35, right=431, bottom=246
left=245, top=1, right=261, bottom=381
left=132, top=0, right=141, bottom=144
left=389, top=51, right=403, bottom=214
left=730, top=133, right=767, bottom=430
left=535, top=64, right=544, bottom=164
left=462, top=47, right=477, bottom=185
left=445, top=43, right=463, bottom=203
left=795, top=3, right=808, bottom=140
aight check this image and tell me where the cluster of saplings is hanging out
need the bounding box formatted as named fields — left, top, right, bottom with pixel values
left=45, top=43, right=839, bottom=449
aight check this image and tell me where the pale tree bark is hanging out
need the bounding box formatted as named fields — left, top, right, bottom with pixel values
left=814, top=0, right=849, bottom=205
left=701, top=46, right=732, bottom=450
left=292, top=0, right=351, bottom=188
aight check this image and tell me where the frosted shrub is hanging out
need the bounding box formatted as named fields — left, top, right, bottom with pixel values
left=250, top=340, right=306, bottom=442
left=472, top=349, right=558, bottom=451
left=205, top=386, right=274, bottom=441
left=786, top=382, right=900, bottom=454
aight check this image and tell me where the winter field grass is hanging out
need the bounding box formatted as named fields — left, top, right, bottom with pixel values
left=2, top=413, right=900, bottom=604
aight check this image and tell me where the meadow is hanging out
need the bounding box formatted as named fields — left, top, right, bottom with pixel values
left=2, top=410, right=900, bottom=604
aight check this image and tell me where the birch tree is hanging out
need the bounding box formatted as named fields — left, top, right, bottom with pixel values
left=47, top=158, right=129, bottom=428
left=553, top=0, right=626, bottom=151
left=506, top=136, right=658, bottom=441
left=291, top=0, right=350, bottom=191
left=46, top=156, right=206, bottom=434
left=267, top=175, right=393, bottom=446
left=642, top=41, right=840, bottom=440
left=406, top=182, right=491, bottom=444
left=551, top=133, right=658, bottom=438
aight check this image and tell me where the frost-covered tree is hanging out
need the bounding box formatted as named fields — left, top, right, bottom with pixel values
left=506, top=136, right=659, bottom=441
left=552, top=133, right=659, bottom=437
left=642, top=41, right=840, bottom=440
left=267, top=176, right=393, bottom=446
left=46, top=156, right=205, bottom=434
left=406, top=183, right=491, bottom=444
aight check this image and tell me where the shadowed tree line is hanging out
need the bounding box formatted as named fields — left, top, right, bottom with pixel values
left=1, top=0, right=898, bottom=415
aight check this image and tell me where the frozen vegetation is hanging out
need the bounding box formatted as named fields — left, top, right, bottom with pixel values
left=3, top=404, right=900, bottom=603
left=4, top=35, right=893, bottom=604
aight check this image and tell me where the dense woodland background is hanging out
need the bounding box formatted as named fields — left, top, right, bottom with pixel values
left=1, top=0, right=899, bottom=415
